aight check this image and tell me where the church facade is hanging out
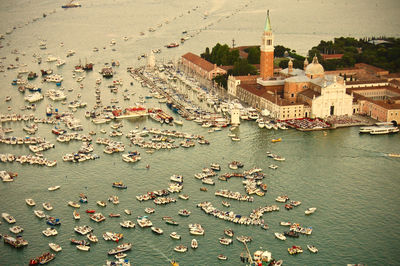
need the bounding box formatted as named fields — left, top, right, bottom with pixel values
left=228, top=11, right=354, bottom=120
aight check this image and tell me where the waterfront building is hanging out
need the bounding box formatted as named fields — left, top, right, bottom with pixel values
left=180, top=52, right=227, bottom=80
left=228, top=11, right=354, bottom=120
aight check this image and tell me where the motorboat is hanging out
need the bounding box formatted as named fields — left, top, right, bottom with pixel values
left=87, top=233, right=98, bottom=242
left=305, top=207, right=317, bottom=215
left=120, top=220, right=135, bottom=228
left=77, top=245, right=90, bottom=251
left=49, top=242, right=62, bottom=252
left=46, top=216, right=61, bottom=226
left=191, top=239, right=198, bottom=249
left=3, top=234, right=28, bottom=248
left=112, top=181, right=127, bottom=189
left=68, top=201, right=81, bottom=208
left=72, top=210, right=81, bottom=220
left=280, top=221, right=291, bottom=226
left=165, top=219, right=179, bottom=226
left=9, top=225, right=24, bottom=234
left=89, top=213, right=106, bottom=223
left=43, top=202, right=53, bottom=211
left=137, top=216, right=152, bottom=227
left=174, top=245, right=187, bottom=253
left=124, top=209, right=132, bottom=215
left=222, top=201, right=230, bottom=207
left=74, top=225, right=93, bottom=235
left=178, top=194, right=189, bottom=200
left=70, top=238, right=90, bottom=246
left=86, top=209, right=96, bottom=213
left=178, top=209, right=191, bottom=217
left=224, top=229, right=234, bottom=237
left=25, top=198, right=36, bottom=206
left=2, top=213, right=16, bottom=224
left=219, top=237, right=233, bottom=245
left=34, top=210, right=46, bottom=219
left=274, top=233, right=286, bottom=241
left=115, top=253, right=127, bottom=259
left=109, top=213, right=121, bottom=218
left=29, top=252, right=55, bottom=265
left=97, top=201, right=107, bottom=207
left=288, top=245, right=303, bottom=255
left=42, top=227, right=58, bottom=237
left=271, top=138, right=281, bottom=143
left=151, top=226, right=163, bottom=235
left=144, top=208, right=155, bottom=214
left=218, top=255, right=227, bottom=260
left=108, top=243, right=132, bottom=255
left=170, top=232, right=181, bottom=240
left=48, top=185, right=61, bottom=191
left=307, top=245, right=318, bottom=253
left=269, top=164, right=278, bottom=170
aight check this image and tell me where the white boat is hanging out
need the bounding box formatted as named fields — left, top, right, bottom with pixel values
left=2, top=213, right=16, bottom=224
left=9, top=225, right=24, bottom=234
left=48, top=185, right=61, bottom=191
left=369, top=127, right=399, bottom=135
left=170, top=232, right=181, bottom=240
left=151, top=226, right=163, bottom=235
left=305, top=207, right=317, bottom=215
left=87, top=233, right=98, bottom=242
left=274, top=233, right=286, bottom=241
left=174, top=245, right=188, bottom=253
left=68, top=201, right=81, bottom=208
left=307, top=245, right=318, bottom=253
left=34, top=210, right=46, bottom=219
left=115, top=253, right=127, bottom=259
left=97, top=201, right=107, bottom=207
left=268, top=164, right=278, bottom=170
left=73, top=210, right=80, bottom=220
left=42, top=227, right=58, bottom=237
left=124, top=209, right=131, bottom=215
left=49, top=242, right=62, bottom=252
left=258, top=121, right=265, bottom=128
left=191, top=239, right=198, bottom=249
left=77, top=244, right=90, bottom=251
left=43, top=202, right=53, bottom=211
left=218, top=255, right=228, bottom=260
left=25, top=198, right=36, bottom=206
left=108, top=243, right=132, bottom=255
left=120, top=220, right=135, bottom=228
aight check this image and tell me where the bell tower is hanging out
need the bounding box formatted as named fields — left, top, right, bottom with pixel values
left=260, top=10, right=274, bottom=80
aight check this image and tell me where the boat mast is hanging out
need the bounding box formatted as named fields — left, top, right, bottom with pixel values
left=242, top=242, right=254, bottom=265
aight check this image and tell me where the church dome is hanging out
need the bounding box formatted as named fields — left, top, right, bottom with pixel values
left=305, top=55, right=324, bottom=76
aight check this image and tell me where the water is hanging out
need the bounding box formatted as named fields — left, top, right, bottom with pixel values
left=0, top=0, right=400, bottom=265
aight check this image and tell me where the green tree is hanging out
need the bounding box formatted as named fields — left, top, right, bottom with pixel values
left=232, top=58, right=257, bottom=76
left=247, top=47, right=260, bottom=64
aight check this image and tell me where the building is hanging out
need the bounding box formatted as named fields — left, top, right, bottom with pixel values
left=228, top=11, right=354, bottom=120
left=181, top=52, right=227, bottom=80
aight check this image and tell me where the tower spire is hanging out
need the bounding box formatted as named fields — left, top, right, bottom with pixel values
left=264, top=10, right=272, bottom=31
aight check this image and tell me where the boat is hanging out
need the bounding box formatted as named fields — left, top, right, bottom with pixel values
left=108, top=243, right=132, bottom=255
left=48, top=186, right=60, bottom=191
left=86, top=209, right=96, bottom=213
left=165, top=219, right=179, bottom=226
left=120, top=220, right=135, bottom=228
left=2, top=213, right=16, bottom=224
left=274, top=233, right=286, bottom=241
left=151, top=226, right=163, bottom=235
left=62, top=0, right=81, bottom=8
left=87, top=233, right=98, bottom=242
left=68, top=201, right=81, bottom=208
left=29, top=252, right=55, bottom=265
left=49, top=243, right=62, bottom=252
left=43, top=202, right=53, bottom=211
left=271, top=138, right=282, bottom=143
left=144, top=208, right=155, bottom=214
left=167, top=42, right=179, bottom=48
left=9, top=225, right=24, bottom=234
left=269, top=164, right=278, bottom=170
left=178, top=194, right=189, bottom=200
left=34, top=210, right=46, bottom=219
left=3, top=234, right=28, bottom=248
left=370, top=127, right=399, bottom=135
left=200, top=187, right=208, bottom=192
left=70, top=238, right=90, bottom=246
left=307, top=245, right=318, bottom=253
left=136, top=216, right=152, bottom=227
left=174, top=245, right=187, bottom=253
left=25, top=198, right=36, bottom=206
left=46, top=216, right=61, bottom=226
left=224, top=229, right=234, bottom=237
left=191, top=239, right=198, bottom=249
left=218, top=255, right=227, bottom=260
left=77, top=245, right=90, bottom=251
left=305, top=207, right=317, bottom=215
left=288, top=245, right=303, bottom=255
left=112, top=181, right=127, bottom=189
left=170, top=232, right=181, bottom=240
left=42, top=227, right=58, bottom=237
left=97, top=201, right=107, bottom=207
left=74, top=225, right=93, bottom=235
left=109, top=213, right=121, bottom=218
left=124, top=209, right=132, bottom=215
left=219, top=237, right=232, bottom=245
left=178, top=209, right=191, bottom=217
left=115, top=253, right=127, bottom=259
left=222, top=201, right=230, bottom=207
left=387, top=153, right=400, bottom=158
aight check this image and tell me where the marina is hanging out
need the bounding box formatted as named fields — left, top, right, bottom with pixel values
left=0, top=0, right=399, bottom=265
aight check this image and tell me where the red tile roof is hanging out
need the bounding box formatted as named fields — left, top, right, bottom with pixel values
left=239, top=83, right=298, bottom=106
left=182, top=52, right=215, bottom=72
left=321, top=53, right=344, bottom=60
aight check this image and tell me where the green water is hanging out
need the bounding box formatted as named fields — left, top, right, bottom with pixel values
left=1, top=0, right=400, bottom=265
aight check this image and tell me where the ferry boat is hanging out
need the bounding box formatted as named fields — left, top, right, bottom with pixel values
left=369, top=127, right=399, bottom=135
